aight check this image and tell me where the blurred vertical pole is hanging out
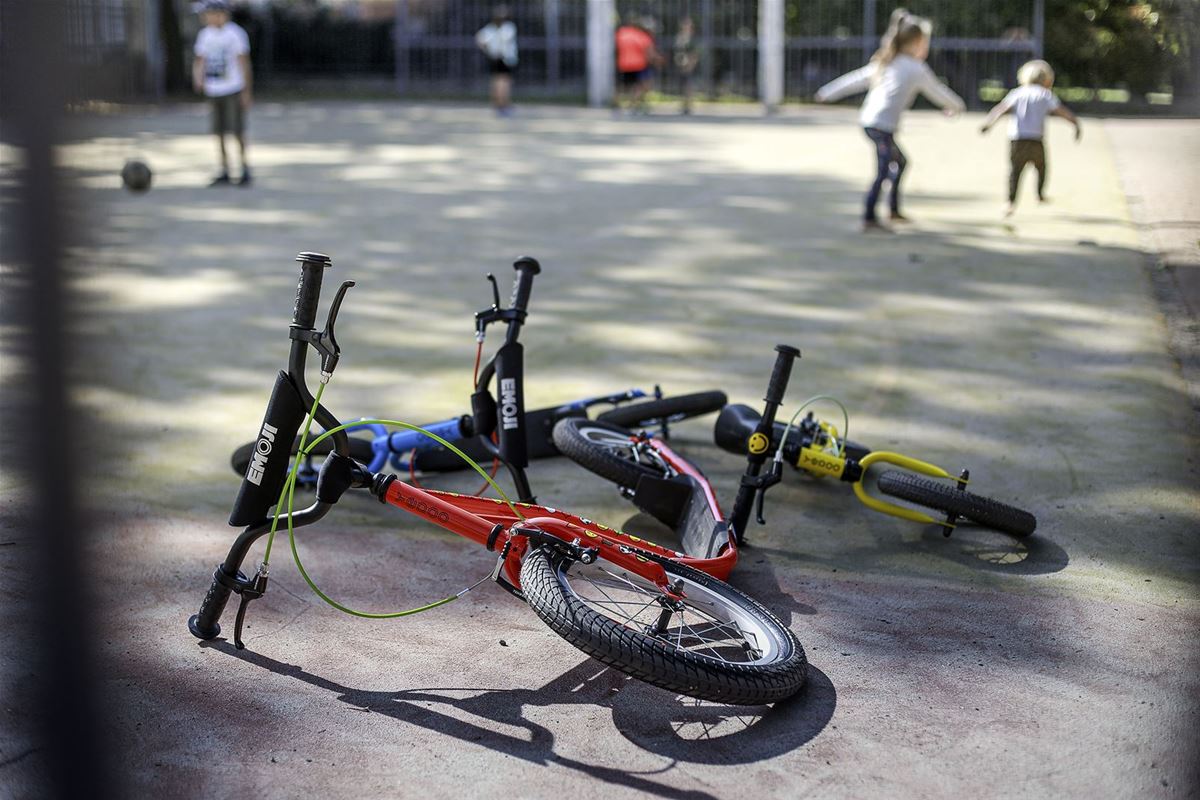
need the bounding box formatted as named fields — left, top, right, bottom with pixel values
left=144, top=0, right=165, bottom=99
left=0, top=0, right=116, bottom=798
left=1032, top=0, right=1044, bottom=58
left=586, top=0, right=614, bottom=107
left=862, top=0, right=876, bottom=62
left=758, top=0, right=783, bottom=110
left=545, top=0, right=560, bottom=94
left=700, top=0, right=713, bottom=98
left=394, top=0, right=409, bottom=95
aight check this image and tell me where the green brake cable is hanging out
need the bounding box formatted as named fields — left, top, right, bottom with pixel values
left=259, top=382, right=525, bottom=619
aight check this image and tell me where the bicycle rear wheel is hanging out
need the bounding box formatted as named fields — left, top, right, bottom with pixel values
left=520, top=549, right=807, bottom=705
left=597, top=391, right=728, bottom=432
left=876, top=471, right=1037, bottom=538
left=552, top=418, right=669, bottom=489
left=230, top=435, right=375, bottom=477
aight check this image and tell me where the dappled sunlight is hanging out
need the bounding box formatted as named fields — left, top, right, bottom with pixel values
left=74, top=267, right=242, bottom=310
left=581, top=322, right=711, bottom=356
left=1088, top=486, right=1200, bottom=521
left=51, top=101, right=1196, bottom=592
left=164, top=206, right=325, bottom=226
left=371, top=144, right=458, bottom=164
left=578, top=162, right=695, bottom=186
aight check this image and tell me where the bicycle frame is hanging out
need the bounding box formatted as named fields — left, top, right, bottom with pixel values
left=371, top=477, right=713, bottom=591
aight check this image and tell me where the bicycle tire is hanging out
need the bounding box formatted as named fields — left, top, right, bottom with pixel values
left=597, top=391, right=728, bottom=432
left=552, top=418, right=668, bottom=489
left=230, top=435, right=375, bottom=477
left=520, top=548, right=808, bottom=705
left=876, top=471, right=1037, bottom=538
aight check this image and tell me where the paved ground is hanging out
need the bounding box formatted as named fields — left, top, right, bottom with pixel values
left=2, top=102, right=1198, bottom=798
left=1105, top=118, right=1200, bottom=411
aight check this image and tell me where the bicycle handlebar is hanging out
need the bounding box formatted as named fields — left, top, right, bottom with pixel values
left=729, top=345, right=800, bottom=542
left=764, top=345, right=800, bottom=407
left=509, top=256, right=541, bottom=318
left=291, top=252, right=331, bottom=331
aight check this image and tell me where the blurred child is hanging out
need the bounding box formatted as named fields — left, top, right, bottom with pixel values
left=615, top=16, right=663, bottom=114
left=816, top=9, right=965, bottom=232
left=980, top=59, right=1081, bottom=216
left=476, top=6, right=518, bottom=116
left=192, top=0, right=252, bottom=186
left=674, top=17, right=701, bottom=115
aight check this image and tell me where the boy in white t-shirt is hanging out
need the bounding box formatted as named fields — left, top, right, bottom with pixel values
left=193, top=0, right=253, bottom=186
left=980, top=59, right=1081, bottom=216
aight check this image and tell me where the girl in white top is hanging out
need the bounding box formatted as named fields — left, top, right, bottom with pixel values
left=980, top=60, right=1081, bottom=216
left=816, top=10, right=965, bottom=231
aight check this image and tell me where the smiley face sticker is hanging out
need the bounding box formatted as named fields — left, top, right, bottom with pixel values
left=748, top=432, right=769, bottom=455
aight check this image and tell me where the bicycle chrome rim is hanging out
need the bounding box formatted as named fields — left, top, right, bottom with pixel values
left=556, top=560, right=780, bottom=666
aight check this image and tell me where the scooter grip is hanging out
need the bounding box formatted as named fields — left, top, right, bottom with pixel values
left=188, top=567, right=238, bottom=640
left=292, top=252, right=331, bottom=331
left=509, top=256, right=541, bottom=316
left=764, top=345, right=800, bottom=408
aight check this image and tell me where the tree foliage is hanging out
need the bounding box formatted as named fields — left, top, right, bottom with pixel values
left=1045, top=0, right=1197, bottom=93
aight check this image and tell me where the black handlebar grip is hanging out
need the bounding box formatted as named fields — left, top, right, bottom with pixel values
left=764, top=344, right=801, bottom=407
left=509, top=256, right=541, bottom=315
left=291, top=252, right=332, bottom=331
left=188, top=568, right=237, bottom=640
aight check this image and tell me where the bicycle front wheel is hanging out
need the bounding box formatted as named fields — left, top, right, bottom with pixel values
left=597, top=391, right=728, bottom=432
left=552, top=418, right=669, bottom=489
left=520, top=549, right=808, bottom=705
left=876, top=471, right=1037, bottom=538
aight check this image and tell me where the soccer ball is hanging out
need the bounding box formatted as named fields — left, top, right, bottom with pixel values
left=121, top=159, right=152, bottom=192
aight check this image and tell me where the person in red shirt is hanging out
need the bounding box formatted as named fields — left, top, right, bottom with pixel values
left=615, top=16, right=663, bottom=113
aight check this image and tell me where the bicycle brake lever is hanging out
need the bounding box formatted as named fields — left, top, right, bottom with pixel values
left=232, top=567, right=269, bottom=650
left=474, top=273, right=506, bottom=337
left=292, top=280, right=355, bottom=377
left=487, top=272, right=502, bottom=310
left=318, top=280, right=355, bottom=375
left=754, top=460, right=784, bottom=525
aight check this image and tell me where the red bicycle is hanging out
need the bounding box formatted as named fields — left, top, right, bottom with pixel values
left=188, top=253, right=808, bottom=706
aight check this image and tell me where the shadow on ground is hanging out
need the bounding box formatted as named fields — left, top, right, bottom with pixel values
left=203, top=639, right=836, bottom=796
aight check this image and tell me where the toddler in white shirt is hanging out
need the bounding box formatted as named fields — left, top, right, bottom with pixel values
left=981, top=60, right=1081, bottom=216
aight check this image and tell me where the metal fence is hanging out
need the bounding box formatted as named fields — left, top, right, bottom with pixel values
left=395, top=0, right=589, bottom=95
left=785, top=0, right=1041, bottom=106
left=611, top=0, right=1039, bottom=106
left=614, top=0, right=761, bottom=99
left=57, top=0, right=1041, bottom=106
left=64, top=0, right=161, bottom=100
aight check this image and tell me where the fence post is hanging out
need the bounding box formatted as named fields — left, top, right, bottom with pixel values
left=701, top=0, right=714, bottom=98
left=1032, top=0, right=1045, bottom=58
left=143, top=0, right=164, bottom=99
left=758, top=0, right=783, bottom=109
left=587, top=0, right=614, bottom=107
left=545, top=0, right=560, bottom=93
left=394, top=0, right=408, bottom=95
left=863, top=0, right=876, bottom=62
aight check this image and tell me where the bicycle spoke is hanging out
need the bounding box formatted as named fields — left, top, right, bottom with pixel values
left=560, top=560, right=778, bottom=666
